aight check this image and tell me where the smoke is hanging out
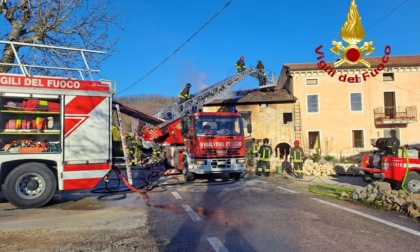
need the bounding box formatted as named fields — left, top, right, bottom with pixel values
left=177, top=61, right=209, bottom=92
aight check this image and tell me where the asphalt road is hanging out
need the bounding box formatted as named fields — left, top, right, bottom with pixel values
left=1, top=167, right=419, bottom=252
left=146, top=172, right=420, bottom=252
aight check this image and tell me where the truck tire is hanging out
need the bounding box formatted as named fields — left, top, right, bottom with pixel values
left=182, top=158, right=195, bottom=182
left=4, top=162, right=57, bottom=209
left=403, top=171, right=420, bottom=194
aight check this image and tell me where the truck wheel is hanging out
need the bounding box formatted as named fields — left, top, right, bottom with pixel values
left=4, top=163, right=57, bottom=209
left=403, top=171, right=420, bottom=194
left=182, top=158, right=195, bottom=182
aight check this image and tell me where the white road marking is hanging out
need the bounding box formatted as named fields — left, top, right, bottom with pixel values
left=171, top=191, right=183, bottom=200
left=254, top=179, right=266, bottom=183
left=277, top=186, right=298, bottom=194
left=207, top=237, right=229, bottom=252
left=182, top=205, right=202, bottom=221
left=312, top=198, right=420, bottom=237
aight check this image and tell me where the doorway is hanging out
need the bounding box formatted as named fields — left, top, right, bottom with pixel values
left=384, top=92, right=396, bottom=119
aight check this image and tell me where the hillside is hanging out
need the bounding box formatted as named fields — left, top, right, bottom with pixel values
left=114, top=94, right=178, bottom=132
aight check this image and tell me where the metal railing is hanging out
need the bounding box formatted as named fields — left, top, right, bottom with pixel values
left=373, top=106, right=417, bottom=123
left=0, top=40, right=105, bottom=80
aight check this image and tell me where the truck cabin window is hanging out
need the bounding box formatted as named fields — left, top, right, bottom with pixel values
left=195, top=115, right=243, bottom=136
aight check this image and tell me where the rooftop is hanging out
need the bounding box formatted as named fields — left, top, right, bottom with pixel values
left=206, top=88, right=295, bottom=105
left=285, top=55, right=420, bottom=71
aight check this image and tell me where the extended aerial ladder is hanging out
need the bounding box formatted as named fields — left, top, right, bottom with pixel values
left=152, top=66, right=277, bottom=125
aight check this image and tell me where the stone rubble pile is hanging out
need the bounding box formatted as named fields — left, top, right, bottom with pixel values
left=349, top=181, right=420, bottom=220
left=269, top=159, right=349, bottom=176
left=302, top=159, right=335, bottom=176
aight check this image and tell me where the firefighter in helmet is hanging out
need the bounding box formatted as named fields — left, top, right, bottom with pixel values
left=256, top=138, right=272, bottom=177
left=256, top=60, right=267, bottom=86
left=179, top=83, right=192, bottom=102
left=235, top=56, right=246, bottom=73
left=249, top=138, right=259, bottom=166
left=290, top=140, right=304, bottom=178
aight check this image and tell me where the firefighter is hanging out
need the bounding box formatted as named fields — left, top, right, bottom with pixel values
left=256, top=60, right=267, bottom=86
left=235, top=56, right=246, bottom=73
left=256, top=138, right=272, bottom=177
left=290, top=140, right=304, bottom=179
left=179, top=83, right=192, bottom=102
left=152, top=138, right=163, bottom=164
left=249, top=138, right=259, bottom=166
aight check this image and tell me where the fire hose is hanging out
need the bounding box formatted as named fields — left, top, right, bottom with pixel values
left=309, top=184, right=354, bottom=199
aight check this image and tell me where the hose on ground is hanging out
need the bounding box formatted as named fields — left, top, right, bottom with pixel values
left=309, top=184, right=354, bottom=199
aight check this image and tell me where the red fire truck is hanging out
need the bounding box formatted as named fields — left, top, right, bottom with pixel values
left=360, top=137, right=420, bottom=194
left=142, top=108, right=248, bottom=181
left=0, top=41, right=162, bottom=208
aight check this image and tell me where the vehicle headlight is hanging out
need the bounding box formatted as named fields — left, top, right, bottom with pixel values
left=194, top=160, right=207, bottom=165
left=236, top=158, right=246, bottom=164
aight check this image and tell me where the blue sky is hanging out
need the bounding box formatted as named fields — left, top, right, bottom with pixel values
left=99, top=0, right=420, bottom=98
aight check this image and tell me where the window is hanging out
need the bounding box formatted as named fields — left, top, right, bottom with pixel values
left=283, top=113, right=293, bottom=124
left=350, top=93, right=362, bottom=111
left=307, top=94, right=319, bottom=113
left=383, top=73, right=395, bottom=81
left=352, top=130, right=364, bottom=148
left=308, top=131, right=320, bottom=149
left=306, top=78, right=318, bottom=85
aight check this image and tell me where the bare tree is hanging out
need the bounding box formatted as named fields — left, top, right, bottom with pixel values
left=0, top=0, right=122, bottom=76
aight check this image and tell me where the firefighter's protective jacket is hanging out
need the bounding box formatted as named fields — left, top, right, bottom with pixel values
left=291, top=146, right=304, bottom=163
left=251, top=141, right=259, bottom=154
left=258, top=144, right=272, bottom=161
left=178, top=86, right=191, bottom=100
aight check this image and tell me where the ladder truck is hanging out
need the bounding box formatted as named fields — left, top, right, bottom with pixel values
left=0, top=41, right=163, bottom=208
left=141, top=68, right=277, bottom=181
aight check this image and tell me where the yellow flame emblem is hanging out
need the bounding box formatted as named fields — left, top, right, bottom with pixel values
left=330, top=0, right=375, bottom=67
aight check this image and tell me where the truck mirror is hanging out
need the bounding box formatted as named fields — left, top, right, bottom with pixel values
left=181, top=120, right=188, bottom=134
left=247, top=124, right=252, bottom=134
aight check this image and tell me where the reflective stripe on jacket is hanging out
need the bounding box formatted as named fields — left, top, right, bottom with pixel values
left=259, top=145, right=272, bottom=161
left=252, top=143, right=259, bottom=153
left=291, top=147, right=304, bottom=162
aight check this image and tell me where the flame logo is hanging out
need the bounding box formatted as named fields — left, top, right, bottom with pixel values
left=330, top=0, right=375, bottom=67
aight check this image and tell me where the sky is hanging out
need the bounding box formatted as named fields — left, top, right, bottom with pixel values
left=98, top=0, right=420, bottom=98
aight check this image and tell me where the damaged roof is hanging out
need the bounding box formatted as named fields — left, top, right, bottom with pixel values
left=205, top=88, right=295, bottom=105
left=112, top=101, right=164, bottom=125
left=284, top=55, right=420, bottom=71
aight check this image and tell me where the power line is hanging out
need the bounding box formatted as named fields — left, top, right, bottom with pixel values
left=117, top=0, right=233, bottom=96
left=365, top=0, right=409, bottom=31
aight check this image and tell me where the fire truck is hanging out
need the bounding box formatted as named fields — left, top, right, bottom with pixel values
left=0, top=41, right=163, bottom=208
left=143, top=109, right=249, bottom=181
left=360, top=137, right=420, bottom=194
left=140, top=61, right=278, bottom=182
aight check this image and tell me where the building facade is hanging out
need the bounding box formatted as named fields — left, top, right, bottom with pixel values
left=280, top=55, right=420, bottom=157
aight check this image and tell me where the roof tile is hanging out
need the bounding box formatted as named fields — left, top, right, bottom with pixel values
left=285, top=55, right=420, bottom=71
